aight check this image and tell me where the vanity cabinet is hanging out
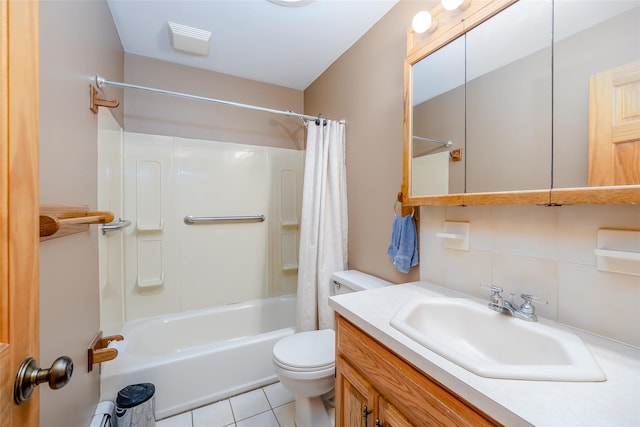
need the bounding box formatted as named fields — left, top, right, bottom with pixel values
left=337, top=356, right=413, bottom=427
left=335, top=315, right=500, bottom=427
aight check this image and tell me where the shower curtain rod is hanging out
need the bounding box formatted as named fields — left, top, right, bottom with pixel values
left=95, top=75, right=345, bottom=124
left=412, top=135, right=452, bottom=147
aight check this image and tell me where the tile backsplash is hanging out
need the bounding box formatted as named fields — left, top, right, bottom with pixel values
left=419, top=204, right=640, bottom=348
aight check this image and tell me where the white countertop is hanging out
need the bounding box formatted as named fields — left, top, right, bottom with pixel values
left=329, top=281, right=640, bottom=427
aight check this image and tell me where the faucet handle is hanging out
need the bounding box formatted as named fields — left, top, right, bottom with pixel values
left=519, top=294, right=548, bottom=317
left=480, top=284, right=503, bottom=294
left=481, top=284, right=504, bottom=308
left=520, top=294, right=548, bottom=305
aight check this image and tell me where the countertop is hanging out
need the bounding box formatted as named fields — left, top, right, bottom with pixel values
left=328, top=281, right=640, bottom=427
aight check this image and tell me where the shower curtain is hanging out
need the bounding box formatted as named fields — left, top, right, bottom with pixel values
left=296, top=119, right=348, bottom=332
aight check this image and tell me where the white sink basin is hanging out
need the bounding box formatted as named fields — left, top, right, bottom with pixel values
left=390, top=298, right=606, bottom=381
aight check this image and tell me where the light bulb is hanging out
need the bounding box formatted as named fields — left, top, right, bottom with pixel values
left=441, top=0, right=464, bottom=11
left=412, top=11, right=433, bottom=34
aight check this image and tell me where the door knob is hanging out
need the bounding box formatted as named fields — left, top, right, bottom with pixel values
left=14, top=356, right=73, bottom=404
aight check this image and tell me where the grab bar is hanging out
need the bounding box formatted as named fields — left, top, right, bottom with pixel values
left=101, top=218, right=132, bottom=235
left=184, top=215, right=265, bottom=225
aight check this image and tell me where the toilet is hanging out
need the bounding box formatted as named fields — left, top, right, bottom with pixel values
left=272, top=270, right=392, bottom=427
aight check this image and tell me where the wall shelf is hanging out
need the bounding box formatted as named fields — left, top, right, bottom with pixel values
left=437, top=221, right=470, bottom=251
left=40, top=204, right=114, bottom=241
left=595, top=229, right=640, bottom=276
left=594, top=249, right=640, bottom=261
left=435, top=232, right=465, bottom=240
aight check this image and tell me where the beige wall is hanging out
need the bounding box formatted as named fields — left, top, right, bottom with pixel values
left=39, top=1, right=123, bottom=426
left=124, top=54, right=305, bottom=149
left=305, top=0, right=434, bottom=283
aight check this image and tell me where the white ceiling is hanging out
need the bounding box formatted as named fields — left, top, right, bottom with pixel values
left=107, top=0, right=399, bottom=90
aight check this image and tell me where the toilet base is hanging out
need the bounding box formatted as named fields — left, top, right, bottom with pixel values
left=294, top=395, right=331, bottom=427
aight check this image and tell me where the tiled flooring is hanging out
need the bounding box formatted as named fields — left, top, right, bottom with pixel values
left=156, top=382, right=296, bottom=427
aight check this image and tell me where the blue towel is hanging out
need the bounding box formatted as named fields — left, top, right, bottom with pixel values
left=387, top=214, right=418, bottom=273
left=387, top=215, right=402, bottom=258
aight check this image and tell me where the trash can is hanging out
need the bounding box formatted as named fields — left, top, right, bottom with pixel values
left=115, top=383, right=155, bottom=427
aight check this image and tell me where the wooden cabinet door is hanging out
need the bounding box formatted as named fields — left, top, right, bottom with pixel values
left=378, top=396, right=415, bottom=427
left=588, top=60, right=640, bottom=186
left=336, top=356, right=376, bottom=427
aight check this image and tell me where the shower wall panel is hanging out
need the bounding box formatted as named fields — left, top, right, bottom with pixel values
left=123, top=133, right=180, bottom=322
left=98, top=109, right=126, bottom=335
left=176, top=137, right=273, bottom=311
left=99, top=130, right=303, bottom=326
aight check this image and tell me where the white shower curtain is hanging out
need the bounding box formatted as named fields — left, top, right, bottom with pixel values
left=296, top=119, right=348, bottom=332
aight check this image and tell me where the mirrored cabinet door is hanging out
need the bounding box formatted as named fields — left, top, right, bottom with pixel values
left=465, top=0, right=553, bottom=193
left=411, top=36, right=465, bottom=197
left=403, top=0, right=640, bottom=205
left=553, top=0, right=640, bottom=189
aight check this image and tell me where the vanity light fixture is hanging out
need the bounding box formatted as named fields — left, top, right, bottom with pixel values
left=441, top=0, right=471, bottom=11
left=412, top=10, right=438, bottom=34
left=412, top=0, right=470, bottom=34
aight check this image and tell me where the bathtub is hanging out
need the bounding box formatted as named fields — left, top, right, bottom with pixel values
left=100, top=295, right=296, bottom=420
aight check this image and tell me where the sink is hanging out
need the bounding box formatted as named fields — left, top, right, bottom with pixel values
left=390, top=297, right=606, bottom=381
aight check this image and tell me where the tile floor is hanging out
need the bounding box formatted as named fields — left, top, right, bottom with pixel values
left=156, top=382, right=296, bottom=427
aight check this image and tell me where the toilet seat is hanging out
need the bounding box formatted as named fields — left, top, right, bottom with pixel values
left=273, top=329, right=335, bottom=372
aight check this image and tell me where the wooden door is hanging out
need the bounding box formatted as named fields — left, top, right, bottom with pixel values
left=336, top=357, right=376, bottom=427
left=1, top=1, right=40, bottom=426
left=588, top=60, right=640, bottom=186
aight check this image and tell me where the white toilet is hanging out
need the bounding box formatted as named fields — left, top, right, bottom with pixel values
left=272, top=270, right=392, bottom=427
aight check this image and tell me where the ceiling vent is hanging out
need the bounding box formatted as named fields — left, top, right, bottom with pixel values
left=168, top=22, right=211, bottom=56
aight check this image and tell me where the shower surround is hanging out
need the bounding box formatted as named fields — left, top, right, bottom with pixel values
left=98, top=111, right=303, bottom=334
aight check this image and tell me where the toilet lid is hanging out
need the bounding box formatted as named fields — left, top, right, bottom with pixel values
left=273, top=329, right=335, bottom=370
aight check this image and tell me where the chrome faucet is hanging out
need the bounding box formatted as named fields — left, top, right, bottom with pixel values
left=482, top=285, right=547, bottom=322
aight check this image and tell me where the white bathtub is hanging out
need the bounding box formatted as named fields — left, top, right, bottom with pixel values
left=100, top=295, right=296, bottom=420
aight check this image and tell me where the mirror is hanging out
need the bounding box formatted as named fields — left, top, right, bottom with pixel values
left=405, top=0, right=640, bottom=204
left=411, top=36, right=465, bottom=196
left=465, top=0, right=552, bottom=193
left=553, top=1, right=640, bottom=189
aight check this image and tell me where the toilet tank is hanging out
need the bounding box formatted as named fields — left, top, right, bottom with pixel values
left=330, top=270, right=392, bottom=296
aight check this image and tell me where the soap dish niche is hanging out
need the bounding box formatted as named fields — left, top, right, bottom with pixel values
left=595, top=229, right=640, bottom=277
left=436, top=221, right=470, bottom=251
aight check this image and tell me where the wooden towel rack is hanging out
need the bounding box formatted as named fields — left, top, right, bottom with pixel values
left=40, top=204, right=114, bottom=241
